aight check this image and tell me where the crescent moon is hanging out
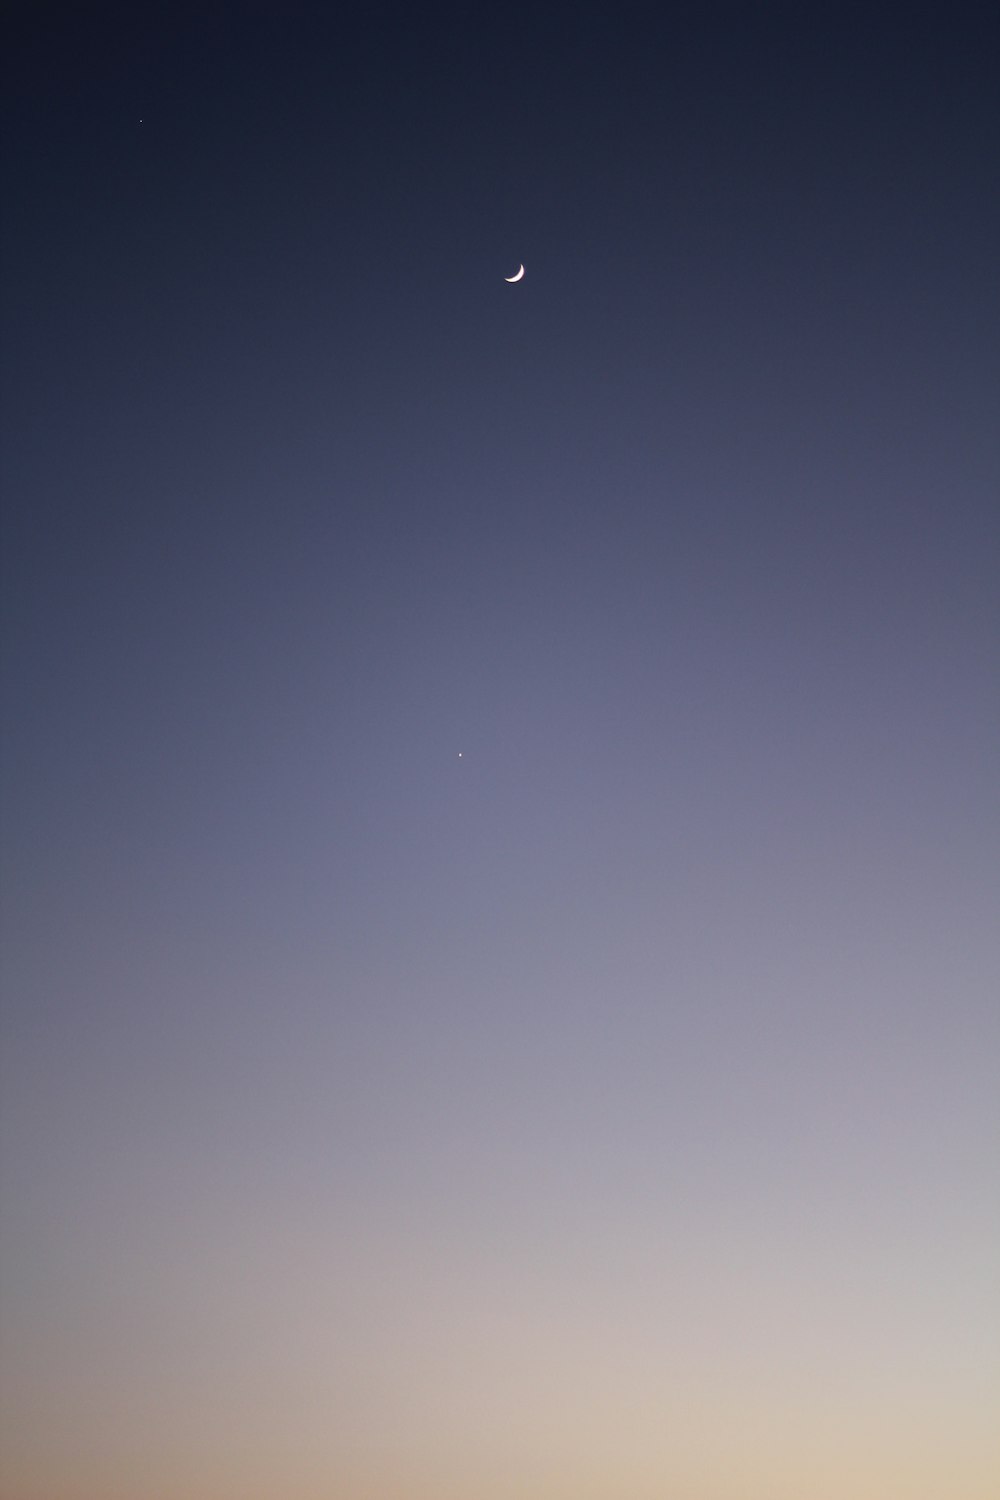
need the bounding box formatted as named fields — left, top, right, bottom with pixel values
left=504, top=264, right=525, bottom=282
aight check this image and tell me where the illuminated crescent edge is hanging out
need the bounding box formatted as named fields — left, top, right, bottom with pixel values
left=504, top=265, right=525, bottom=282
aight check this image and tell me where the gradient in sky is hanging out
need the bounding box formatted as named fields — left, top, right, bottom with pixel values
left=1, top=5, right=998, bottom=1498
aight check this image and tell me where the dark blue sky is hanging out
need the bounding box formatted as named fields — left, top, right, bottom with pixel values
left=2, top=6, right=998, bottom=1497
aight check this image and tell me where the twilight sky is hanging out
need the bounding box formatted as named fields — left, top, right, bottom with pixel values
left=1, top=5, right=998, bottom=1498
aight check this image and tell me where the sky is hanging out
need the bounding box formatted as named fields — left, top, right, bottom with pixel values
left=1, top=4, right=998, bottom=1497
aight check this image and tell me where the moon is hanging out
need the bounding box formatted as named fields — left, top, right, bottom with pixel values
left=504, top=264, right=525, bottom=282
